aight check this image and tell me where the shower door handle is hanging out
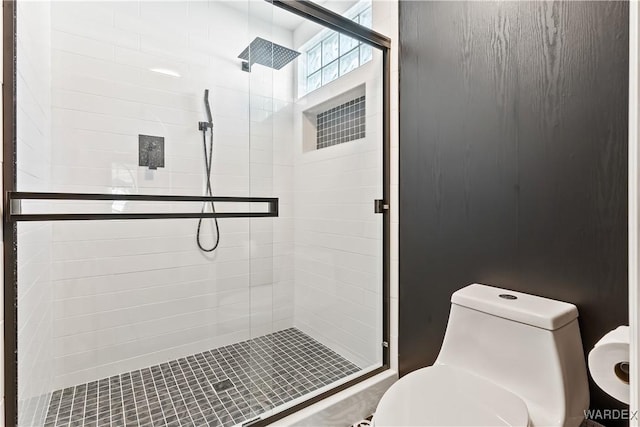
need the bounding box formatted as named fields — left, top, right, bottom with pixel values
left=374, top=199, right=389, bottom=213
left=9, top=197, right=21, bottom=215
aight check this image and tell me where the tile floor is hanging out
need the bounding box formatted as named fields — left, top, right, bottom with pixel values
left=44, top=328, right=360, bottom=427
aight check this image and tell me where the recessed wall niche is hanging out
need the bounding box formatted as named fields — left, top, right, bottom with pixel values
left=302, top=84, right=366, bottom=152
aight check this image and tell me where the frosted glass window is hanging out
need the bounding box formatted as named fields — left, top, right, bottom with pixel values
left=307, top=44, right=321, bottom=73
left=360, top=44, right=373, bottom=64
left=322, top=60, right=339, bottom=84
left=301, top=4, right=373, bottom=95
left=340, top=34, right=359, bottom=55
left=307, top=71, right=321, bottom=91
left=322, top=33, right=339, bottom=64
left=359, top=8, right=372, bottom=28
left=340, top=49, right=359, bottom=75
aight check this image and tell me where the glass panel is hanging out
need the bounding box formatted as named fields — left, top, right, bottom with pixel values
left=340, top=48, right=360, bottom=75
left=361, top=43, right=373, bottom=65
left=307, top=70, right=322, bottom=92
left=322, top=32, right=339, bottom=65
left=247, top=1, right=276, bottom=420
left=359, top=7, right=373, bottom=28
left=15, top=1, right=383, bottom=426
left=340, top=33, right=359, bottom=55
left=322, top=59, right=339, bottom=84
left=307, top=43, right=322, bottom=73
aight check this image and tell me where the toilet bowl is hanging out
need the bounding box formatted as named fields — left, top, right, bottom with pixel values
left=374, top=284, right=589, bottom=427
left=374, top=365, right=529, bottom=426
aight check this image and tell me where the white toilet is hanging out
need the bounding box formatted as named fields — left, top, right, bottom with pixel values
left=374, top=284, right=590, bottom=427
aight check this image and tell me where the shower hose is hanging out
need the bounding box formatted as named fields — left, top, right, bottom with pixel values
left=196, top=126, right=220, bottom=252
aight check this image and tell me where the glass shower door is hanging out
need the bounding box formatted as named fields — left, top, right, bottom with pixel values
left=10, top=0, right=388, bottom=426
left=243, top=2, right=386, bottom=422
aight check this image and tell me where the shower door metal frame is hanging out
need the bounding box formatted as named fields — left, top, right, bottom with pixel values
left=2, top=0, right=391, bottom=425
left=3, top=1, right=17, bottom=426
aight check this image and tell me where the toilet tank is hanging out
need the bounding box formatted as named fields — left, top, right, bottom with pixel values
left=435, top=284, right=589, bottom=427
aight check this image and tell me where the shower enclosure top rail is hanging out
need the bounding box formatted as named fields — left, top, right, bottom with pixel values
left=269, top=0, right=391, bottom=49
left=7, top=191, right=278, bottom=222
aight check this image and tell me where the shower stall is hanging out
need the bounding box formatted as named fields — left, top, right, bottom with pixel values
left=3, top=0, right=390, bottom=426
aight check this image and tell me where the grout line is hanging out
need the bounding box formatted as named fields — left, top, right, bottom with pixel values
left=186, top=356, right=225, bottom=425
left=128, top=372, right=142, bottom=426
left=152, top=365, right=179, bottom=426
left=108, top=375, right=120, bottom=426
left=50, top=391, right=63, bottom=426
left=140, top=368, right=163, bottom=426
left=106, top=377, right=112, bottom=426
left=66, top=385, right=77, bottom=427
left=79, top=382, right=91, bottom=427
left=165, top=361, right=197, bottom=426
left=156, top=364, right=184, bottom=427
left=174, top=358, right=208, bottom=422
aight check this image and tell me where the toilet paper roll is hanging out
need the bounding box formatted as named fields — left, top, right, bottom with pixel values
left=588, top=326, right=630, bottom=404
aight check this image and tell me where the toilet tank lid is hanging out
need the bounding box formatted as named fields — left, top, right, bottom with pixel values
left=451, top=284, right=579, bottom=330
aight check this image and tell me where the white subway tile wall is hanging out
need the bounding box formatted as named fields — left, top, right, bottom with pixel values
left=47, top=0, right=296, bottom=390
left=16, top=1, right=55, bottom=426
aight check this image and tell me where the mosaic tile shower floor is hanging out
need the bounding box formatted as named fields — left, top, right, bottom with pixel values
left=44, top=328, right=361, bottom=427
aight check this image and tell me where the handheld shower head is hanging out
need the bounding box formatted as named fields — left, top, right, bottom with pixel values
left=204, top=89, right=213, bottom=126
left=196, top=88, right=220, bottom=252
left=199, top=89, right=213, bottom=131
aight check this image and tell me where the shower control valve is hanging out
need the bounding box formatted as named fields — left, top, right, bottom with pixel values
left=138, top=134, right=165, bottom=170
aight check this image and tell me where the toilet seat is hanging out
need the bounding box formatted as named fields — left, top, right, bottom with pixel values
left=374, top=365, right=530, bottom=427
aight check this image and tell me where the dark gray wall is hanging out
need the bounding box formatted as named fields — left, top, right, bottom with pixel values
left=398, top=0, right=629, bottom=420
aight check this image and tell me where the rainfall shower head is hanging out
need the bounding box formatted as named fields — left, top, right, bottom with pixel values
left=238, top=37, right=300, bottom=72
